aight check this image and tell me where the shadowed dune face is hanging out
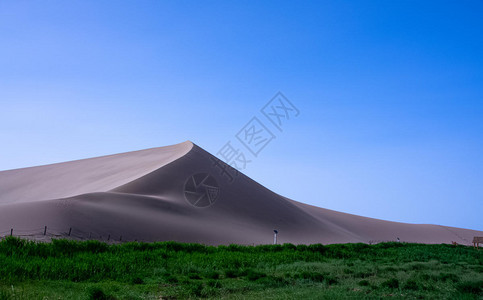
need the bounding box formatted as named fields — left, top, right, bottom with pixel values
left=0, top=141, right=481, bottom=245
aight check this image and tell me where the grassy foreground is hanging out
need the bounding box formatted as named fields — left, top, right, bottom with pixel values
left=0, top=237, right=481, bottom=299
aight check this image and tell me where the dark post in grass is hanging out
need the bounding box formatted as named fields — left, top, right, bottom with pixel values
left=273, top=229, right=278, bottom=245
left=68, top=227, right=72, bottom=236
left=473, top=237, right=483, bottom=249
left=10, top=228, right=13, bottom=236
left=119, top=235, right=122, bottom=242
left=108, top=234, right=110, bottom=241
left=44, top=226, right=47, bottom=235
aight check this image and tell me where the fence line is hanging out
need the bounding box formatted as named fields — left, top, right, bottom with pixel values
left=0, top=226, right=127, bottom=243
left=0, top=227, right=473, bottom=246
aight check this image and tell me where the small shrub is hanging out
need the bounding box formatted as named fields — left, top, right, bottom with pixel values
left=188, top=273, right=201, bottom=280
left=255, top=276, right=288, bottom=287
left=296, top=244, right=308, bottom=251
left=204, top=271, right=220, bottom=279
left=246, top=269, right=266, bottom=281
left=85, top=240, right=109, bottom=254
left=376, top=242, right=404, bottom=249
left=87, top=287, right=114, bottom=300
left=298, top=271, right=325, bottom=282
left=403, top=279, right=419, bottom=291
left=409, top=263, right=426, bottom=271
left=163, top=275, right=178, bottom=284
left=0, top=289, right=12, bottom=300
left=224, top=269, right=239, bottom=278
left=358, top=280, right=370, bottom=286
left=456, top=281, right=482, bottom=295
left=227, top=244, right=245, bottom=252
left=296, top=271, right=338, bottom=285
left=355, top=271, right=373, bottom=278
left=307, top=244, right=325, bottom=253
left=438, top=273, right=459, bottom=282
left=131, top=277, right=144, bottom=284
left=282, top=243, right=297, bottom=251
left=206, top=280, right=222, bottom=288
left=325, top=276, right=338, bottom=285
left=381, top=278, right=399, bottom=289
left=200, top=286, right=219, bottom=298
left=419, top=273, right=437, bottom=281
left=186, top=282, right=203, bottom=297
left=384, top=266, right=398, bottom=272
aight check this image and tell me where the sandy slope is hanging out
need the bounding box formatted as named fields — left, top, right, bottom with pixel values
left=0, top=141, right=481, bottom=245
left=0, top=141, right=192, bottom=204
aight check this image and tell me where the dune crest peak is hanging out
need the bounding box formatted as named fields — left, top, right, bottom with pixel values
left=0, top=141, right=481, bottom=245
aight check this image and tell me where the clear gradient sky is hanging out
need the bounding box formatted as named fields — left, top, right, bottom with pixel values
left=0, top=1, right=482, bottom=230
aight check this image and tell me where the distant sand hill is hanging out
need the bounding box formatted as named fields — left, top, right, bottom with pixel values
left=0, top=141, right=481, bottom=245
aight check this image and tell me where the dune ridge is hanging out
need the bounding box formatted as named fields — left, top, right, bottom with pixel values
left=0, top=141, right=481, bottom=245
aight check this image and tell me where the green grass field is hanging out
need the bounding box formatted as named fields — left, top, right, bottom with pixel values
left=0, top=237, right=481, bottom=299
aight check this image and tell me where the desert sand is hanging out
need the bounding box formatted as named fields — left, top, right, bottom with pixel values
left=0, top=141, right=481, bottom=245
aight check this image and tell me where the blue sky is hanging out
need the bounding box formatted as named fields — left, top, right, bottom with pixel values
left=0, top=1, right=482, bottom=230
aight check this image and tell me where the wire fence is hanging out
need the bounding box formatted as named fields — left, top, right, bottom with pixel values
left=0, top=227, right=475, bottom=246
left=0, top=226, right=129, bottom=243
left=368, top=239, right=411, bottom=245
left=368, top=239, right=473, bottom=246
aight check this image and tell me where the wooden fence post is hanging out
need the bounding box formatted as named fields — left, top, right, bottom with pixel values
left=120, top=235, right=122, bottom=242
left=68, top=227, right=72, bottom=236
left=10, top=228, right=13, bottom=236
left=44, top=226, right=47, bottom=235
left=107, top=234, right=110, bottom=241
left=472, top=237, right=482, bottom=249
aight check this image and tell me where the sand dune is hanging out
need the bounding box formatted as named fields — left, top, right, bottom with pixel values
left=0, top=141, right=481, bottom=245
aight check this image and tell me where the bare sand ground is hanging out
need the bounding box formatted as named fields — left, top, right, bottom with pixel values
left=0, top=141, right=481, bottom=245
